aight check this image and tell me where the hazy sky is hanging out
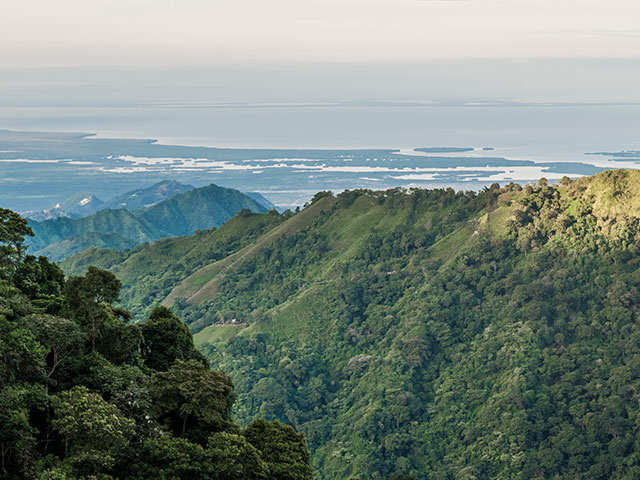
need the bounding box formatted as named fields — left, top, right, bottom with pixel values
left=2, top=0, right=640, bottom=106
left=3, top=0, right=640, bottom=67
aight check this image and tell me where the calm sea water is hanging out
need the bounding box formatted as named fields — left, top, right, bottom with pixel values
left=2, top=104, right=639, bottom=155
left=1, top=104, right=640, bottom=210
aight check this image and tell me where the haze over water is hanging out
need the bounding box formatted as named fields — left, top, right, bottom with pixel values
left=3, top=103, right=640, bottom=157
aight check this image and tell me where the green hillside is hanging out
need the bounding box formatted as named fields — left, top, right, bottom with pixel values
left=28, top=208, right=164, bottom=253
left=28, top=183, right=268, bottom=260
left=62, top=170, right=640, bottom=479
left=62, top=211, right=286, bottom=321
left=37, top=231, right=138, bottom=261
left=138, top=183, right=268, bottom=237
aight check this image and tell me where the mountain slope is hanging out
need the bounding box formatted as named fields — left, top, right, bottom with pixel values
left=62, top=170, right=640, bottom=479
left=28, top=208, right=164, bottom=251
left=103, top=180, right=194, bottom=210
left=28, top=183, right=268, bottom=259
left=37, top=231, right=138, bottom=261
left=161, top=195, right=338, bottom=310
left=23, top=180, right=193, bottom=222
left=61, top=211, right=286, bottom=320
left=22, top=192, right=105, bottom=221
left=244, top=192, right=277, bottom=211
left=137, top=183, right=268, bottom=237
left=58, top=192, right=106, bottom=216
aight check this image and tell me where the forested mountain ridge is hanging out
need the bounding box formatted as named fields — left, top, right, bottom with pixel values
left=26, top=183, right=268, bottom=260
left=62, top=169, right=640, bottom=479
left=62, top=211, right=288, bottom=322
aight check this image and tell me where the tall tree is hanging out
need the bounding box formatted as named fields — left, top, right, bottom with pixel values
left=13, top=255, right=65, bottom=313
left=64, top=267, right=122, bottom=351
left=52, top=386, right=135, bottom=475
left=23, top=314, right=85, bottom=381
left=141, top=306, right=207, bottom=371
left=243, top=419, right=313, bottom=480
left=149, top=360, right=236, bottom=443
left=0, top=208, right=33, bottom=278
left=206, top=432, right=269, bottom=480
left=0, top=385, right=42, bottom=476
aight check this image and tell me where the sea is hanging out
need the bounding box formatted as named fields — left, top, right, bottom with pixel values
left=1, top=103, right=640, bottom=211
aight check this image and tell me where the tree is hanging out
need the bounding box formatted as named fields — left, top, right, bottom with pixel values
left=149, top=360, right=236, bottom=443
left=0, top=384, right=42, bottom=476
left=0, top=208, right=33, bottom=278
left=98, top=321, right=143, bottom=366
left=51, top=386, right=135, bottom=475
left=559, top=176, right=572, bottom=186
left=243, top=419, right=313, bottom=480
left=64, top=267, right=121, bottom=315
left=125, top=436, right=212, bottom=480
left=141, top=306, right=207, bottom=371
left=310, top=191, right=333, bottom=204
left=23, top=314, right=85, bottom=381
left=88, top=363, right=152, bottom=428
left=64, top=267, right=122, bottom=351
left=13, top=255, right=66, bottom=313
left=0, top=316, right=46, bottom=385
left=206, top=432, right=269, bottom=480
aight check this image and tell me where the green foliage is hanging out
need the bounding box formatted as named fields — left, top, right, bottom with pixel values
left=52, top=386, right=135, bottom=474
left=65, top=266, right=121, bottom=311
left=0, top=316, right=46, bottom=385
left=243, top=419, right=313, bottom=480
left=310, top=191, right=334, bottom=205
left=13, top=170, right=640, bottom=478
left=149, top=360, right=237, bottom=443
left=167, top=172, right=640, bottom=478
left=13, top=255, right=65, bottom=313
left=0, top=209, right=311, bottom=479
left=127, top=436, right=212, bottom=480
left=61, top=211, right=284, bottom=321
left=129, top=433, right=271, bottom=480
left=207, top=432, right=269, bottom=479
left=0, top=208, right=33, bottom=278
left=0, top=384, right=42, bottom=475
left=23, top=314, right=85, bottom=379
left=63, top=267, right=125, bottom=354
left=141, top=306, right=206, bottom=371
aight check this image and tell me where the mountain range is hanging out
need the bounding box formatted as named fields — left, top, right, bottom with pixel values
left=61, top=169, right=640, bottom=479
left=27, top=182, right=269, bottom=260
left=22, top=180, right=194, bottom=220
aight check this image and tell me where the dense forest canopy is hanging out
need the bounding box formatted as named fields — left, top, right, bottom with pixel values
left=0, top=208, right=314, bottom=480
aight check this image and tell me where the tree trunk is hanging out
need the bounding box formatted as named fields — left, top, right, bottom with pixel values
left=1, top=443, right=8, bottom=475
left=182, top=413, right=188, bottom=435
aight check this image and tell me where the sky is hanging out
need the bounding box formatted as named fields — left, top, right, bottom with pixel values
left=1, top=0, right=640, bottom=105
left=2, top=0, right=640, bottom=67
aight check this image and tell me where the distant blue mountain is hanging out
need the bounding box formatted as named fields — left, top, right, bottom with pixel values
left=26, top=183, right=267, bottom=260
left=103, top=180, right=194, bottom=211
left=244, top=192, right=277, bottom=210
left=23, top=180, right=194, bottom=221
